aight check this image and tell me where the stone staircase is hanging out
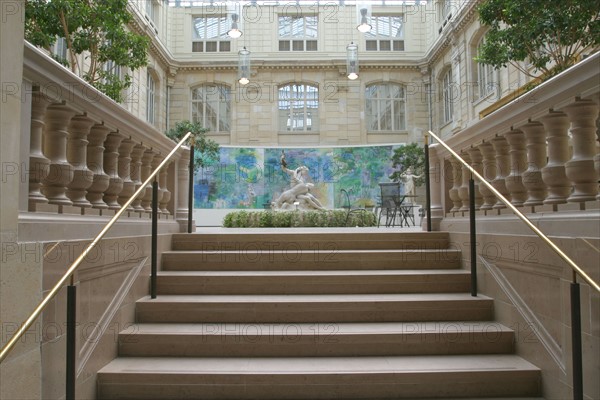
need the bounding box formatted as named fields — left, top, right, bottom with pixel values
left=97, top=230, right=542, bottom=399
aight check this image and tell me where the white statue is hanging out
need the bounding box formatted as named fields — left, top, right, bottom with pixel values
left=272, top=152, right=325, bottom=211
left=400, top=167, right=422, bottom=197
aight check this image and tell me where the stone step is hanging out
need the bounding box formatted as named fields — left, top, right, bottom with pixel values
left=118, top=321, right=514, bottom=357
left=135, top=293, right=494, bottom=323
left=97, top=355, right=541, bottom=399
left=161, top=249, right=461, bottom=271
left=156, top=269, right=471, bottom=295
left=171, top=231, right=451, bottom=251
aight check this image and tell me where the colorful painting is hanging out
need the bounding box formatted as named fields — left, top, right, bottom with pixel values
left=194, top=144, right=403, bottom=209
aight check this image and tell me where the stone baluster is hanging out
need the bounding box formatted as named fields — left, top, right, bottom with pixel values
left=563, top=99, right=600, bottom=202
left=28, top=92, right=51, bottom=210
left=458, top=151, right=472, bottom=211
left=86, top=124, right=112, bottom=209
left=466, top=147, right=484, bottom=210
left=539, top=111, right=571, bottom=205
left=151, top=154, right=165, bottom=214
left=159, top=161, right=172, bottom=215
left=448, top=157, right=462, bottom=212
left=65, top=114, right=95, bottom=208
left=117, top=138, right=136, bottom=211
left=130, top=144, right=147, bottom=212
left=478, top=141, right=497, bottom=210
left=504, top=129, right=527, bottom=206
left=102, top=132, right=125, bottom=210
left=140, top=149, right=156, bottom=213
left=41, top=103, right=77, bottom=206
left=520, top=121, right=548, bottom=206
left=176, top=149, right=191, bottom=222
left=490, top=136, right=511, bottom=209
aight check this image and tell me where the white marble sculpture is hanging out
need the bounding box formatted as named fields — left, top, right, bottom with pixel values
left=272, top=151, right=325, bottom=210
left=400, top=167, right=422, bottom=197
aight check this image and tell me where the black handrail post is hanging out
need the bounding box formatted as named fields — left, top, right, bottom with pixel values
left=151, top=178, right=158, bottom=299
left=66, top=279, right=76, bottom=400
left=571, top=276, right=583, bottom=400
left=424, top=134, right=432, bottom=232
left=188, top=142, right=194, bottom=233
left=469, top=175, right=477, bottom=297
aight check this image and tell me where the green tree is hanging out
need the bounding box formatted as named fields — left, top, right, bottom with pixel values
left=476, top=0, right=600, bottom=78
left=389, top=143, right=425, bottom=187
left=25, top=0, right=149, bottom=102
left=165, top=121, right=220, bottom=171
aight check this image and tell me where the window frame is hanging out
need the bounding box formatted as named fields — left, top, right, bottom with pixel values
left=190, top=84, right=231, bottom=134
left=365, top=83, right=407, bottom=132
left=146, top=72, right=156, bottom=125
left=191, top=15, right=231, bottom=53
left=442, top=68, right=454, bottom=124
left=278, top=15, right=318, bottom=52
left=365, top=14, right=404, bottom=52
left=278, top=83, right=319, bottom=133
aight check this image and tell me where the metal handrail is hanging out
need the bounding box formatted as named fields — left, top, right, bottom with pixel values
left=0, top=131, right=193, bottom=363
left=427, top=130, right=599, bottom=293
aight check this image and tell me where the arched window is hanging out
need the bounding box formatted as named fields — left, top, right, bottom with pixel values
left=278, top=83, right=319, bottom=132
left=476, top=38, right=496, bottom=100
left=365, top=83, right=406, bottom=131
left=442, top=68, right=454, bottom=124
left=191, top=84, right=231, bottom=133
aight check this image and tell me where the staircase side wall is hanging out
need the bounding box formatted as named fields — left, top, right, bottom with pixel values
left=443, top=217, right=600, bottom=400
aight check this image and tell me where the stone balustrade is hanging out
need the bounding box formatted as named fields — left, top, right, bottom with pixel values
left=428, top=53, right=600, bottom=227
left=21, top=43, right=190, bottom=232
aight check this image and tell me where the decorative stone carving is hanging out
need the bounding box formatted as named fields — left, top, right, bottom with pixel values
left=41, top=103, right=77, bottom=206
left=478, top=141, right=497, bottom=210
left=103, top=132, right=125, bottom=210
left=520, top=121, right=548, bottom=206
left=563, top=100, right=599, bottom=202
left=490, top=136, right=511, bottom=209
left=539, top=111, right=571, bottom=204
left=466, top=147, right=484, bottom=210
left=504, top=129, right=527, bottom=206
left=458, top=151, right=472, bottom=211
left=117, top=137, right=136, bottom=211
left=28, top=91, right=51, bottom=210
left=448, top=158, right=462, bottom=212
left=65, top=114, right=95, bottom=208
left=271, top=152, right=325, bottom=211
left=86, top=124, right=112, bottom=209
left=129, top=143, right=147, bottom=212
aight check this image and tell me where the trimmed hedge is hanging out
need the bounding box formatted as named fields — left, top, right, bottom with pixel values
left=223, top=209, right=377, bottom=228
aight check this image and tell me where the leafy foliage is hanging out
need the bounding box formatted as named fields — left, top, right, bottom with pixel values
left=165, top=120, right=220, bottom=170
left=388, top=143, right=425, bottom=187
left=25, top=0, right=149, bottom=102
left=476, top=0, right=600, bottom=78
left=223, top=210, right=377, bottom=228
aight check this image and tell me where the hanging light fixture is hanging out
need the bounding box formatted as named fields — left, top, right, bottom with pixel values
left=346, top=42, right=359, bottom=80
left=238, top=47, right=250, bottom=85
left=227, top=13, right=242, bottom=38
left=357, top=8, right=372, bottom=33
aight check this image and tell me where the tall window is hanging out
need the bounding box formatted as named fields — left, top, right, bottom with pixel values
left=192, top=16, right=231, bottom=52
left=476, top=39, right=496, bottom=100
left=191, top=84, right=231, bottom=133
left=278, top=15, right=318, bottom=51
left=278, top=83, right=319, bottom=132
left=365, top=83, right=406, bottom=131
left=52, top=37, right=68, bottom=64
left=365, top=15, right=404, bottom=51
left=442, top=68, right=454, bottom=124
left=146, top=72, right=155, bottom=125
